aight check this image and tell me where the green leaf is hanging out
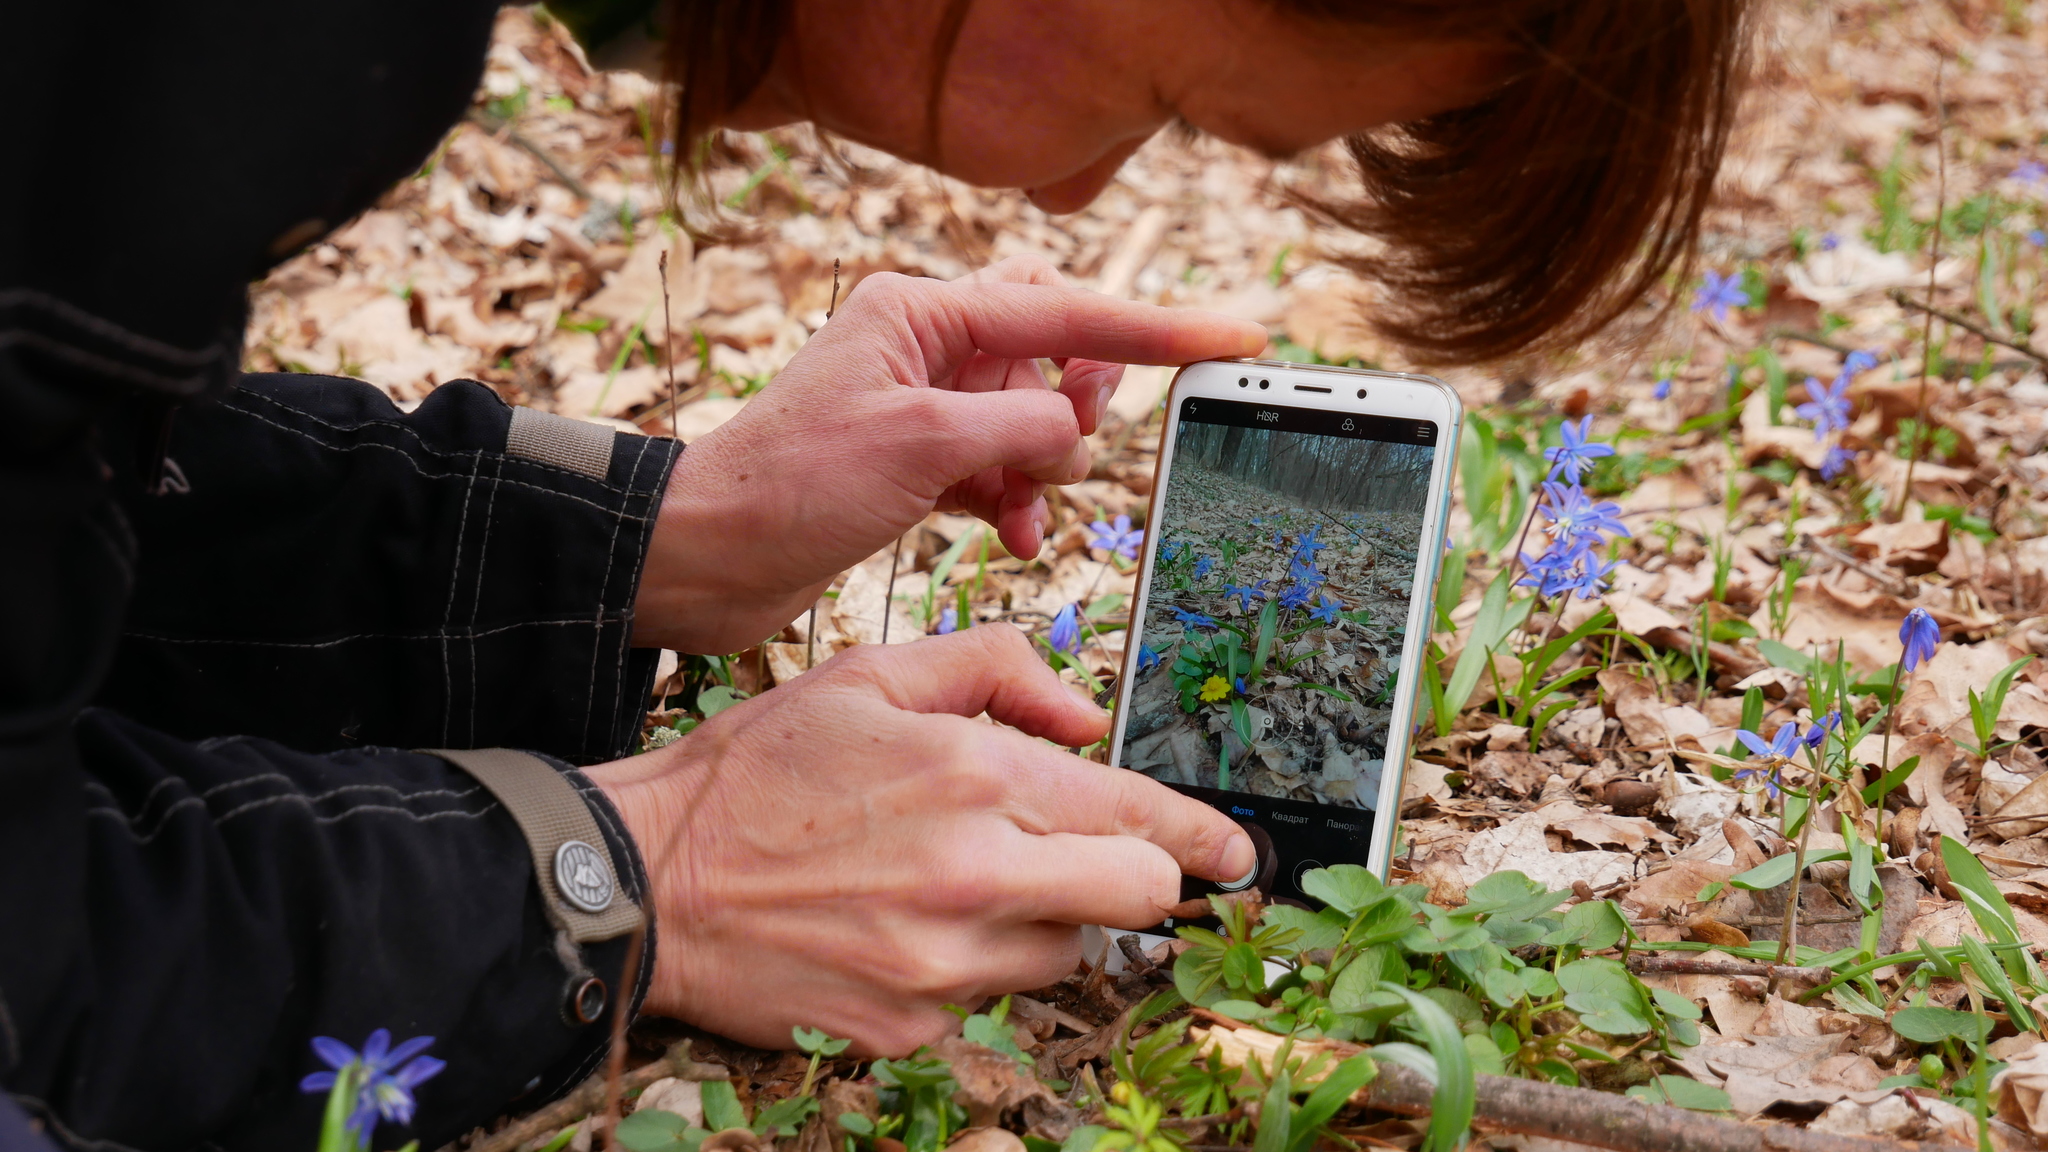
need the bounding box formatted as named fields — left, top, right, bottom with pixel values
left=1625, top=1076, right=1733, bottom=1112
left=1464, top=872, right=1572, bottom=922
left=1942, top=835, right=2021, bottom=945
left=1260, top=905, right=1349, bottom=952
left=1542, top=901, right=1626, bottom=951
left=1252, top=1066, right=1294, bottom=1152
left=1441, top=570, right=1532, bottom=734
left=1300, top=864, right=1386, bottom=915
left=1254, top=598, right=1281, bottom=677
left=698, top=684, right=747, bottom=718
left=1650, top=987, right=1703, bottom=1021
left=701, top=1080, right=747, bottom=1132
left=1729, top=850, right=1851, bottom=891
left=1557, top=957, right=1654, bottom=1035
left=1210, top=999, right=1274, bottom=1022
left=1285, top=1055, right=1378, bottom=1152
left=753, top=1095, right=820, bottom=1138
left=1222, top=942, right=1267, bottom=994
left=1060, top=1127, right=1108, bottom=1152
left=1379, top=984, right=1475, bottom=1152
left=617, top=1110, right=694, bottom=1152
left=1860, top=756, right=1920, bottom=807
left=1890, top=1005, right=1993, bottom=1045
left=1757, top=639, right=1812, bottom=674
left=838, top=1114, right=876, bottom=1136
left=1480, top=968, right=1525, bottom=1010
left=1518, top=968, right=1559, bottom=999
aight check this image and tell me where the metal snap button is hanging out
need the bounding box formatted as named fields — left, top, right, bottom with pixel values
left=554, top=840, right=615, bottom=913
left=570, top=976, right=608, bottom=1024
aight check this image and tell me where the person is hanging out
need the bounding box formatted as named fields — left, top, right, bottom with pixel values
left=0, top=0, right=1749, bottom=1147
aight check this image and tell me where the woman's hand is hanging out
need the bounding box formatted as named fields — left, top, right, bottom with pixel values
left=584, top=624, right=1257, bottom=1054
left=630, top=256, right=1266, bottom=654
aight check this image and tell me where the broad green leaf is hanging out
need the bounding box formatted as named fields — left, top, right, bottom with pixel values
left=1890, top=1005, right=1992, bottom=1045
left=1543, top=901, right=1626, bottom=951
left=1729, top=850, right=1850, bottom=891
left=697, top=685, right=746, bottom=717
left=1650, top=987, right=1702, bottom=1021
left=1419, top=987, right=1485, bottom=1027
left=1254, top=598, right=1281, bottom=677
left=1558, top=958, right=1653, bottom=1035
left=1941, top=835, right=2020, bottom=944
left=1757, top=638, right=1812, bottom=674
left=1252, top=1067, right=1294, bottom=1152
left=1259, top=905, right=1348, bottom=953
left=753, top=1096, right=819, bottom=1138
left=616, top=1110, right=692, bottom=1152
left=1626, top=1076, right=1732, bottom=1112
left=1518, top=968, right=1559, bottom=999
left=1301, top=864, right=1386, bottom=915
left=1481, top=968, right=1525, bottom=1009
left=1959, top=935, right=2035, bottom=1032
left=1464, top=872, right=1573, bottom=922
left=1328, top=948, right=1385, bottom=1014
left=1285, top=1055, right=1378, bottom=1152
left=1060, top=1128, right=1107, bottom=1152
left=1222, top=942, right=1267, bottom=993
left=700, top=1080, right=747, bottom=1132
left=1380, top=984, right=1476, bottom=1152
left=1210, top=999, right=1274, bottom=1022
left=1441, top=570, right=1532, bottom=730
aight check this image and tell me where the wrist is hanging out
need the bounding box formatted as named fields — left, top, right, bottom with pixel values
left=585, top=747, right=693, bottom=1020
left=631, top=441, right=812, bottom=654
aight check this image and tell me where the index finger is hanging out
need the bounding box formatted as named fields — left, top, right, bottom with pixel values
left=830, top=273, right=1268, bottom=384
left=988, top=732, right=1257, bottom=883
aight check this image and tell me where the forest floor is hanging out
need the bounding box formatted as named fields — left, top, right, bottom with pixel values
left=241, top=2, right=2048, bottom=1151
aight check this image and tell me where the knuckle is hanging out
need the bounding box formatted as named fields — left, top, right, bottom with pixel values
left=845, top=270, right=917, bottom=312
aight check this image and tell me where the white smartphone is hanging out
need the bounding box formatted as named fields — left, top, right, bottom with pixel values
left=1106, top=357, right=1461, bottom=919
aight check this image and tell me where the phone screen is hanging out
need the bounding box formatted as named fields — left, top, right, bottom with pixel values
left=1118, top=394, right=1441, bottom=906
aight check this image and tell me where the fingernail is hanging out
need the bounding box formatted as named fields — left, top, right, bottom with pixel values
left=1219, top=833, right=1256, bottom=883
left=1069, top=441, right=1090, bottom=482
left=1091, top=387, right=1110, bottom=430
left=1032, top=508, right=1049, bottom=554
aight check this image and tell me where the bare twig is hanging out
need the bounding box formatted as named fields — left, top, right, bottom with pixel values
left=1197, top=1023, right=1946, bottom=1152
left=466, top=109, right=605, bottom=207
left=1627, top=955, right=1832, bottom=983
left=600, top=927, right=647, bottom=1149
left=808, top=260, right=844, bottom=672
left=659, top=250, right=679, bottom=441
left=1897, top=57, right=1945, bottom=518
left=1888, top=289, right=2048, bottom=368
left=1801, top=533, right=1915, bottom=599
left=444, top=1040, right=725, bottom=1152
left=881, top=532, right=907, bottom=645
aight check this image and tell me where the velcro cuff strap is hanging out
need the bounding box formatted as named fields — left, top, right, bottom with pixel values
left=507, top=406, right=615, bottom=481
left=426, top=748, right=644, bottom=943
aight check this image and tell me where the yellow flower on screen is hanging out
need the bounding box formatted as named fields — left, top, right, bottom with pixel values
left=1199, top=675, right=1230, bottom=703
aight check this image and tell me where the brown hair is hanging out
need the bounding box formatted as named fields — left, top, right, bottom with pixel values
left=660, top=0, right=1752, bottom=365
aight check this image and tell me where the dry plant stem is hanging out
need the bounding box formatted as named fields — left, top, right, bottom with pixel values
left=807, top=259, right=845, bottom=672
left=464, top=110, right=604, bottom=206
left=600, top=926, right=647, bottom=1150
left=1877, top=661, right=1904, bottom=855
left=1888, top=289, right=2048, bottom=368
left=1774, top=775, right=1819, bottom=985
left=1200, top=1025, right=1943, bottom=1152
left=1897, top=56, right=1945, bottom=519
left=445, top=1040, right=724, bottom=1152
left=1627, top=956, right=1831, bottom=982
left=881, top=533, right=906, bottom=645
left=660, top=250, right=679, bottom=441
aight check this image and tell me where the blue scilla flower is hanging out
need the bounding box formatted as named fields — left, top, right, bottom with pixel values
left=2015, top=159, right=2047, bottom=187
left=1278, top=582, right=1314, bottom=612
left=1794, top=374, right=1852, bottom=438
left=1192, top=554, right=1214, bottom=579
left=1842, top=349, right=1878, bottom=377
left=936, top=606, right=958, bottom=634
left=1161, top=541, right=1183, bottom=563
left=1735, top=722, right=1805, bottom=783
left=1169, top=606, right=1218, bottom=631
left=1048, top=603, right=1082, bottom=654
left=1538, top=482, right=1630, bottom=547
left=1137, top=643, right=1163, bottom=673
left=2031, top=229, right=2047, bottom=248
left=1803, top=711, right=1840, bottom=749
left=1287, top=554, right=1325, bottom=586
left=1732, top=762, right=1784, bottom=799
left=1223, top=581, right=1265, bottom=611
left=1900, top=608, right=1940, bottom=672
left=1820, top=444, right=1857, bottom=481
left=1086, top=514, right=1143, bottom=561
left=1517, top=545, right=1585, bottom=600
left=1309, top=595, right=1342, bottom=625
left=1819, top=231, right=1841, bottom=251
left=1653, top=378, right=1672, bottom=401
left=1692, top=270, right=1750, bottom=323
left=1234, top=676, right=1249, bottom=694
left=1543, top=416, right=1616, bottom=484
left=301, top=1030, right=445, bottom=1145
left=1271, top=530, right=1285, bottom=549
left=1568, top=553, right=1621, bottom=599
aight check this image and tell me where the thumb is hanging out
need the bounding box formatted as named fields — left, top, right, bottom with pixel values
left=829, top=626, right=1110, bottom=747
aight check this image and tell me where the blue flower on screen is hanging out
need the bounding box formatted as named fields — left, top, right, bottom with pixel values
left=1309, top=595, right=1342, bottom=625
left=1137, top=643, right=1162, bottom=673
left=1278, top=582, right=1314, bottom=612
left=1169, top=606, right=1218, bottom=631
left=1223, top=581, right=1266, bottom=611
left=1192, top=554, right=1214, bottom=579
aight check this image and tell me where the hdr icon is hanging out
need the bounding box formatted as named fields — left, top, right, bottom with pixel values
left=1256, top=409, right=1279, bottom=422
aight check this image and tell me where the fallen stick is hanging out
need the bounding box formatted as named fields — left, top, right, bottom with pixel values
left=1194, top=1023, right=1954, bottom=1152
left=1628, top=955, right=1833, bottom=983
left=444, top=1041, right=728, bottom=1152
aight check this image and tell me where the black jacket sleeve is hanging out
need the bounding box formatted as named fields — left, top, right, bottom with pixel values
left=97, top=374, right=681, bottom=765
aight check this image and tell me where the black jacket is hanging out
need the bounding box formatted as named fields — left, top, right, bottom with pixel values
left=1, top=0, right=678, bottom=1147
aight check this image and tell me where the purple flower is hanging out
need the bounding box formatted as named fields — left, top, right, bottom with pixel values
left=1192, top=554, right=1214, bottom=579
left=1278, top=582, right=1314, bottom=612
left=1820, top=444, right=1857, bottom=480
left=1169, top=606, right=1218, bottom=631
left=1900, top=608, right=1940, bottom=672
left=1842, top=350, right=1878, bottom=377
left=1568, top=553, right=1622, bottom=599
left=1137, top=643, right=1162, bottom=673
left=2030, top=230, right=2047, bottom=248
left=1517, top=544, right=1587, bottom=599
left=1234, top=676, right=1249, bottom=694
left=1287, top=554, right=1325, bottom=586
left=1086, top=514, right=1142, bottom=561
left=1293, top=526, right=1327, bottom=562
left=1794, top=375, right=1852, bottom=438
left=1049, top=603, right=1081, bottom=654
left=300, top=1030, right=445, bottom=1143
left=1271, top=530, right=1285, bottom=549
left=1160, top=541, right=1184, bottom=563
left=1819, top=231, right=1841, bottom=251
left=1732, top=763, right=1784, bottom=799
left=1309, top=595, right=1342, bottom=625
left=1692, top=271, right=1750, bottom=323
left=1543, top=416, right=1617, bottom=484
left=1803, top=711, right=1840, bottom=749
left=1538, top=482, right=1630, bottom=547
left=1223, top=581, right=1266, bottom=611
left=936, top=606, right=958, bottom=634
left=2015, top=159, right=2047, bottom=187
left=1737, top=722, right=1804, bottom=763
left=1653, top=378, right=1672, bottom=401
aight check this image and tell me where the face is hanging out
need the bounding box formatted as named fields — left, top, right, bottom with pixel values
left=734, top=0, right=1515, bottom=214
